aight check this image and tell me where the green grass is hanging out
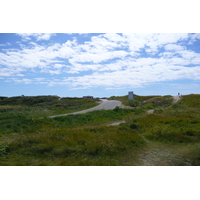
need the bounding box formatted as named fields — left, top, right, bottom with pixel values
left=0, top=106, right=144, bottom=135
left=0, top=96, right=99, bottom=116
left=50, top=107, right=144, bottom=128
left=0, top=96, right=146, bottom=165
left=131, top=95, right=200, bottom=144
left=0, top=125, right=145, bottom=166
left=1, top=94, right=200, bottom=166
left=133, top=114, right=200, bottom=143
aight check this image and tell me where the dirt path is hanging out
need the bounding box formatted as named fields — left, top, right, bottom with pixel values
left=146, top=96, right=181, bottom=114
left=135, top=143, right=188, bottom=166
left=147, top=109, right=154, bottom=114
left=172, top=96, right=181, bottom=104
left=122, top=96, right=188, bottom=166
left=122, top=141, right=194, bottom=166
left=108, top=121, right=126, bottom=126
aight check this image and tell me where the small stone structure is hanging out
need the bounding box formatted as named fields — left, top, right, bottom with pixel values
left=128, top=91, right=134, bottom=100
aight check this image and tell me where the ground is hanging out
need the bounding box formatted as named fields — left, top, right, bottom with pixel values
left=1, top=94, right=199, bottom=166
left=121, top=141, right=198, bottom=166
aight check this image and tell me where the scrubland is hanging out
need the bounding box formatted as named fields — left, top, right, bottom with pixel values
left=0, top=94, right=200, bottom=166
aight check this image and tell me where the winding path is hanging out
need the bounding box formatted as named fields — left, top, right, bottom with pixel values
left=147, top=96, right=181, bottom=114
left=48, top=99, right=122, bottom=118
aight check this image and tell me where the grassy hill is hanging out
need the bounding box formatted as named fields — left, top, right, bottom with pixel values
left=108, top=94, right=173, bottom=108
left=0, top=94, right=200, bottom=166
left=0, top=95, right=99, bottom=117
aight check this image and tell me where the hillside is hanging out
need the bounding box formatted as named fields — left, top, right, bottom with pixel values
left=0, top=95, right=99, bottom=117
left=0, top=94, right=200, bottom=166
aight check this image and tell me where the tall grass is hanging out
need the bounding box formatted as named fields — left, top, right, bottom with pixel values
left=0, top=106, right=144, bottom=135
left=131, top=95, right=200, bottom=144
left=50, top=107, right=144, bottom=128
left=0, top=125, right=146, bottom=166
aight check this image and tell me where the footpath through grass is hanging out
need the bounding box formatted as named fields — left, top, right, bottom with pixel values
left=0, top=104, right=145, bottom=165
left=121, top=94, right=200, bottom=165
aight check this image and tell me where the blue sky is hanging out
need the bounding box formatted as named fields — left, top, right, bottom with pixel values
left=0, top=33, right=200, bottom=97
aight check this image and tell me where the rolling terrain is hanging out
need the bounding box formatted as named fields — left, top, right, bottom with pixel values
left=0, top=94, right=200, bottom=166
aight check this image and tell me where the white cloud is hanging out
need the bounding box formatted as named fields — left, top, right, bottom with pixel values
left=188, top=33, right=200, bottom=44
left=1, top=33, right=200, bottom=90
left=122, top=33, right=189, bottom=54
left=69, top=50, right=129, bottom=64
left=0, top=42, right=11, bottom=47
left=16, top=33, right=55, bottom=41
left=3, top=33, right=196, bottom=75
left=6, top=62, right=200, bottom=90
left=164, top=44, right=185, bottom=51
left=104, top=33, right=127, bottom=43
left=60, top=64, right=200, bottom=90
left=16, top=33, right=33, bottom=41
left=9, top=78, right=32, bottom=84
left=36, top=34, right=52, bottom=41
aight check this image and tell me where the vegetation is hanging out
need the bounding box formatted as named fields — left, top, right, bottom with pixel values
left=0, top=94, right=200, bottom=166
left=0, top=96, right=99, bottom=117
left=108, top=94, right=172, bottom=108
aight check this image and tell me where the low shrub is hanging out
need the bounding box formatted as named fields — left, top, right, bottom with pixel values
left=0, top=144, right=7, bottom=158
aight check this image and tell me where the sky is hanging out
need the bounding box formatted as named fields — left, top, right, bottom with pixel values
left=0, top=33, right=200, bottom=97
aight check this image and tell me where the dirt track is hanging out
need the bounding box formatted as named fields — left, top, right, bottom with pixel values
left=172, top=96, right=181, bottom=104
left=147, top=96, right=181, bottom=114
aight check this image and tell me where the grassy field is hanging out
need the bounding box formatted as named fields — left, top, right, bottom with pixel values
left=0, top=94, right=200, bottom=166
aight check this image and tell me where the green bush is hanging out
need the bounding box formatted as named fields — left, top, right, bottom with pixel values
left=142, top=103, right=155, bottom=109
left=129, top=100, right=140, bottom=107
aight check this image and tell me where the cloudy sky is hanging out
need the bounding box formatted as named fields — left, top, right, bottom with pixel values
left=0, top=33, right=200, bottom=97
